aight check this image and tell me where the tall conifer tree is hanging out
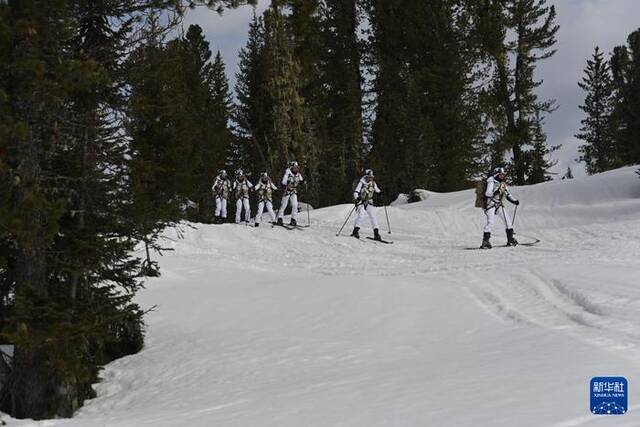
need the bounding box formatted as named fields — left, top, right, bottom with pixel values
left=234, top=12, right=270, bottom=173
left=365, top=0, right=486, bottom=198
left=610, top=29, right=640, bottom=165
left=317, top=0, right=365, bottom=205
left=472, top=0, right=559, bottom=184
left=576, top=47, right=617, bottom=174
left=262, top=2, right=320, bottom=204
left=0, top=0, right=253, bottom=419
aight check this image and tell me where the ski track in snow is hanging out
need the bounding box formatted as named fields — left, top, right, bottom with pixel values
left=7, top=167, right=640, bottom=427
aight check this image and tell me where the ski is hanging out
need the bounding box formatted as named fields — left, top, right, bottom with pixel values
left=291, top=225, right=309, bottom=230
left=270, top=221, right=307, bottom=230
left=283, top=223, right=307, bottom=230
left=271, top=222, right=295, bottom=230
left=465, top=245, right=508, bottom=250
left=464, top=239, right=540, bottom=250
left=366, top=237, right=394, bottom=244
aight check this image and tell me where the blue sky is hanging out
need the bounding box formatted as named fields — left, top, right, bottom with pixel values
left=184, top=0, right=640, bottom=178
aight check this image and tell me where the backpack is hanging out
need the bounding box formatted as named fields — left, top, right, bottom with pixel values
left=474, top=180, right=487, bottom=209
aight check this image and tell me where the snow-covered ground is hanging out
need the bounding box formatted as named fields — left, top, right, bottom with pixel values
left=7, top=167, right=640, bottom=426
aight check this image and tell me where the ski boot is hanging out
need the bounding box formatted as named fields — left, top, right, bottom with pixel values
left=213, top=216, right=220, bottom=224
left=506, top=228, right=518, bottom=246
left=276, top=218, right=284, bottom=226
left=290, top=219, right=297, bottom=227
left=254, top=222, right=259, bottom=227
left=350, top=227, right=360, bottom=239
left=373, top=228, right=382, bottom=242
left=480, top=232, right=492, bottom=249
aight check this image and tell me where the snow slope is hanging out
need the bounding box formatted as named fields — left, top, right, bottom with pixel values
left=8, top=167, right=640, bottom=427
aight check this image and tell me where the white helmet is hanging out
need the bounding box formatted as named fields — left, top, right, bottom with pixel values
left=260, top=172, right=269, bottom=182
left=289, top=161, right=299, bottom=168
left=235, top=169, right=244, bottom=177
left=219, top=169, right=227, bottom=177
left=363, top=169, right=374, bottom=178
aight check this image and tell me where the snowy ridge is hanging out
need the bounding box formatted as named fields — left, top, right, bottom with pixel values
left=10, top=166, right=640, bottom=426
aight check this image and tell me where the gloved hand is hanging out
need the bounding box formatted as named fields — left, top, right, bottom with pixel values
left=354, top=196, right=361, bottom=205
left=513, top=199, right=520, bottom=206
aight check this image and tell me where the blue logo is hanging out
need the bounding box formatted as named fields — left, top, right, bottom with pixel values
left=591, top=377, right=627, bottom=415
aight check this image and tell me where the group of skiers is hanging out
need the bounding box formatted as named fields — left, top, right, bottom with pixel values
left=211, top=161, right=305, bottom=227
left=212, top=162, right=522, bottom=248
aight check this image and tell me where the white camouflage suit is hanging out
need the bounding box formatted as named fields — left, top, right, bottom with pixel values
left=233, top=178, right=253, bottom=223
left=483, top=176, right=517, bottom=232
left=212, top=175, right=231, bottom=219
left=254, top=179, right=278, bottom=224
left=353, top=177, right=382, bottom=229
left=277, top=168, right=304, bottom=222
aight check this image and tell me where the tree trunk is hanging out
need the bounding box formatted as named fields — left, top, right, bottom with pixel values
left=495, top=52, right=525, bottom=184
left=10, top=126, right=71, bottom=419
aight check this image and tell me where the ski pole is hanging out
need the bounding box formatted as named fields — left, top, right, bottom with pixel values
left=336, top=204, right=357, bottom=236
left=512, top=204, right=519, bottom=228
left=307, top=201, right=311, bottom=227
left=384, top=204, right=391, bottom=234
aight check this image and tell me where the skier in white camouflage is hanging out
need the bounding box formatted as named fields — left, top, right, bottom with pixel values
left=276, top=161, right=304, bottom=227
left=233, top=169, right=253, bottom=224
left=351, top=169, right=383, bottom=241
left=481, top=167, right=520, bottom=249
left=253, top=172, right=278, bottom=227
left=212, top=169, right=231, bottom=224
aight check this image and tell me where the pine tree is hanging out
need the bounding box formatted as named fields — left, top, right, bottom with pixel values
left=317, top=0, right=365, bottom=205
left=1, top=0, right=149, bottom=418
left=472, top=0, right=560, bottom=185
left=524, top=113, right=558, bottom=183
left=195, top=50, right=235, bottom=221
left=263, top=3, right=304, bottom=169
left=0, top=0, right=253, bottom=419
left=284, top=0, right=325, bottom=206
left=210, top=51, right=233, bottom=137
left=286, top=0, right=323, bottom=104
left=364, top=0, right=487, bottom=198
left=362, top=0, right=408, bottom=198
left=262, top=2, right=320, bottom=203
left=178, top=27, right=235, bottom=223
left=234, top=12, right=270, bottom=173
left=1, top=1, right=90, bottom=417
left=610, top=29, right=640, bottom=165
left=0, top=2, right=13, bottom=345
left=127, top=35, right=185, bottom=274
left=576, top=47, right=617, bottom=174
left=235, top=1, right=363, bottom=207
